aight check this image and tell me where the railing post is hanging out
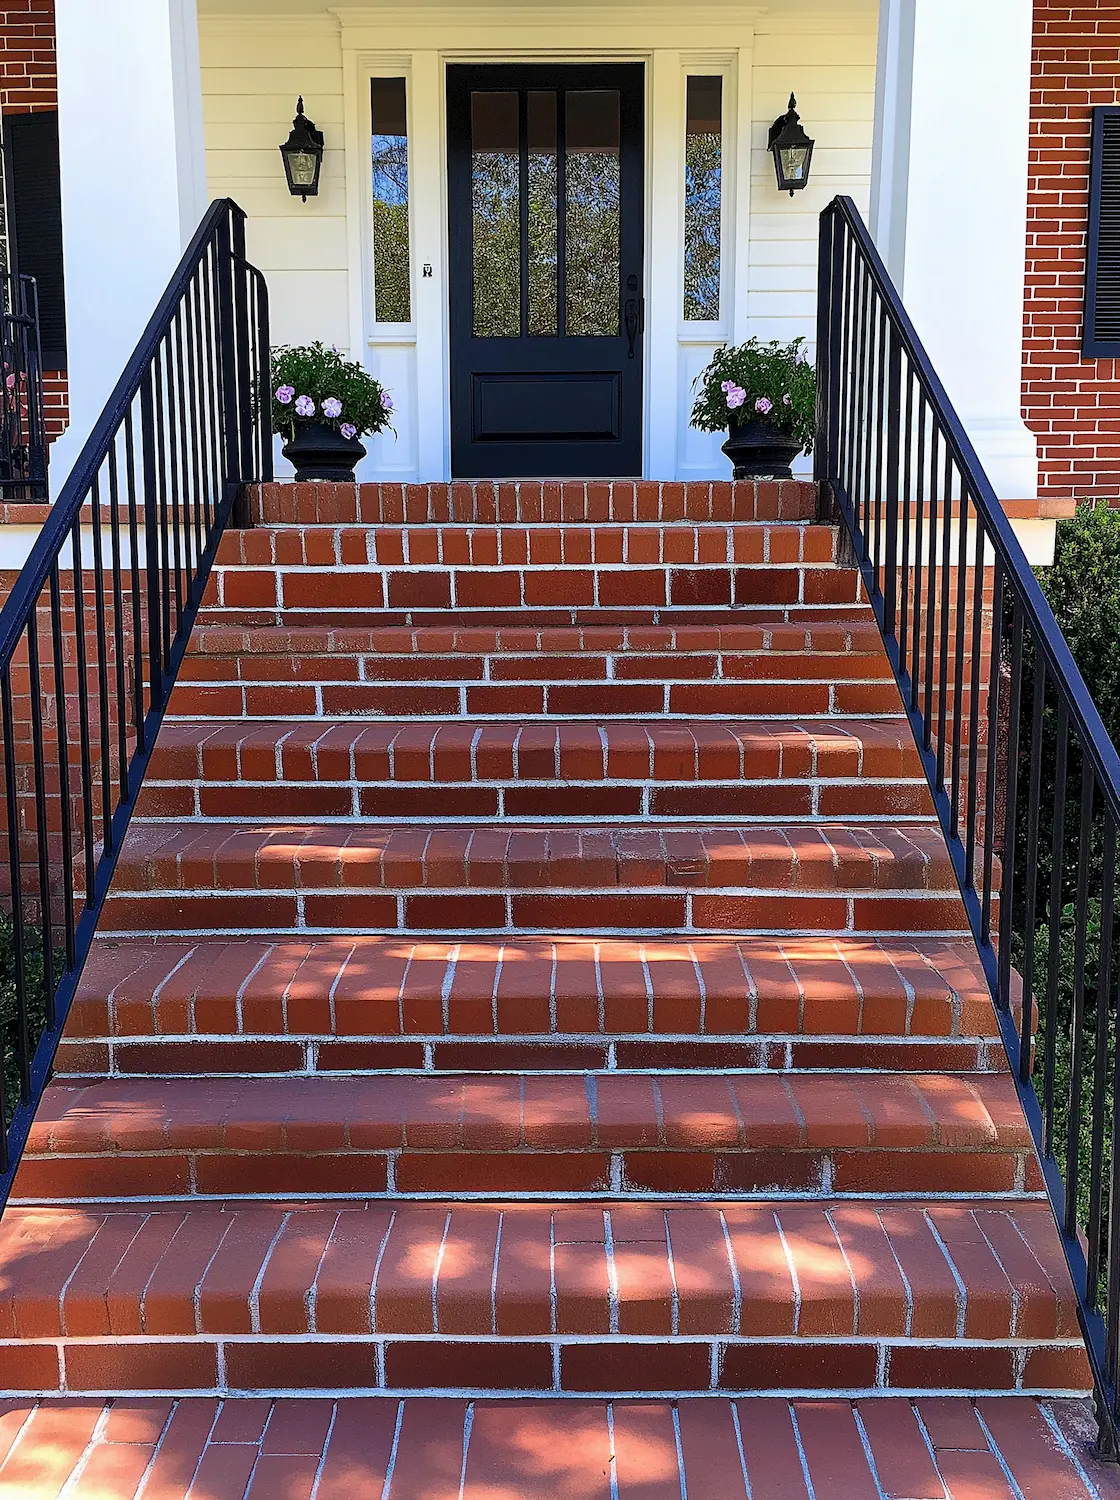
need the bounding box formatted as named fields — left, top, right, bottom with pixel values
left=215, top=207, right=241, bottom=491
left=814, top=205, right=835, bottom=503
left=882, top=330, right=902, bottom=638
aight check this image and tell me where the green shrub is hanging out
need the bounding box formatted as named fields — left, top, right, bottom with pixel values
left=0, top=911, right=51, bottom=1128
left=690, top=337, right=816, bottom=450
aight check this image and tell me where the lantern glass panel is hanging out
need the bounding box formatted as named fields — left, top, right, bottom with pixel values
left=779, top=145, right=809, bottom=184
left=287, top=150, right=318, bottom=188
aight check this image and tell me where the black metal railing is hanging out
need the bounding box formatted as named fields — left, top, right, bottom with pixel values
left=0, top=273, right=47, bottom=499
left=0, top=197, right=271, bottom=1205
left=816, top=193, right=1120, bottom=1453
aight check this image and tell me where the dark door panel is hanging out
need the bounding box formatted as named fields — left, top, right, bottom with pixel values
left=448, top=63, right=645, bottom=478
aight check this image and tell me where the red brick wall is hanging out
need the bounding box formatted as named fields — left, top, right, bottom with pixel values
left=1, top=0, right=66, bottom=440
left=1026, top=4, right=1120, bottom=502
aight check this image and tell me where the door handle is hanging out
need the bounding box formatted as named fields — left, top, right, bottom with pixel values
left=624, top=297, right=644, bottom=359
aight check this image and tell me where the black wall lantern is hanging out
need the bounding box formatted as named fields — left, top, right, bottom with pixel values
left=280, top=97, right=325, bottom=201
left=769, top=94, right=815, bottom=196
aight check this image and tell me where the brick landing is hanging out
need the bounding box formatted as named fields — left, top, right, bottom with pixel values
left=0, top=1397, right=1116, bottom=1499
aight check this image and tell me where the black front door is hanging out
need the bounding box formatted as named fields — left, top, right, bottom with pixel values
left=447, top=64, right=645, bottom=479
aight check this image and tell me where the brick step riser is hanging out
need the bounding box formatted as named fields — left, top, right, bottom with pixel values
left=134, top=781, right=935, bottom=824
left=0, top=1335, right=1088, bottom=1401
left=247, top=479, right=820, bottom=527
left=100, top=890, right=973, bottom=937
left=165, top=681, right=910, bottom=719
left=205, top=567, right=864, bottom=616
left=215, top=524, right=842, bottom=572
left=13, top=1144, right=1042, bottom=1202
left=52, top=1035, right=1003, bottom=1078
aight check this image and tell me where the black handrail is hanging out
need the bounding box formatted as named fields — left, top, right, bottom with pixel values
left=0, top=197, right=271, bottom=1206
left=817, top=194, right=1120, bottom=1455
left=0, top=274, right=47, bottom=498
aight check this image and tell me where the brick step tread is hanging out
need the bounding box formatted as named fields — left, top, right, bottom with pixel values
left=203, top=563, right=863, bottom=615
left=0, top=1202, right=1084, bottom=1361
left=109, top=824, right=958, bottom=896
left=196, top=606, right=875, bottom=632
left=186, top=621, right=884, bottom=656
left=70, top=935, right=998, bottom=1044
left=165, top=678, right=907, bottom=722
left=15, top=1076, right=1035, bottom=1199
left=27, top=1071, right=1029, bottom=1151
left=180, top=650, right=896, bottom=687
left=216, top=521, right=842, bottom=570
left=0, top=1397, right=1110, bottom=1499
left=248, top=477, right=819, bottom=525
left=139, top=720, right=931, bottom=824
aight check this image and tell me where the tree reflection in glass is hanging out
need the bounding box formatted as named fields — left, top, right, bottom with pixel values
left=371, top=77, right=412, bottom=324
left=472, top=92, right=522, bottom=337
left=566, top=91, right=621, bottom=337
left=684, top=76, right=722, bottom=323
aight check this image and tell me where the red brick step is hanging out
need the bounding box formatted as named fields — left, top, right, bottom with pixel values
left=101, top=822, right=968, bottom=935
left=0, top=1200, right=1089, bottom=1398
left=247, top=477, right=819, bottom=526
left=138, top=717, right=931, bottom=824
left=56, top=934, right=1003, bottom=1080
left=14, top=1071, right=1036, bottom=1200
left=0, top=1396, right=1113, bottom=1500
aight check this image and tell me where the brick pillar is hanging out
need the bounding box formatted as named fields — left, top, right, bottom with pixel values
left=1025, top=3, right=1120, bottom=504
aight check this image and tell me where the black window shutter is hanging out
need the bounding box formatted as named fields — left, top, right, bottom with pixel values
left=3, top=111, right=67, bottom=371
left=1085, top=106, right=1120, bottom=358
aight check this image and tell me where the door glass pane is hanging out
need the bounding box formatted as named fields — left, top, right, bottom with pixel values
left=527, top=92, right=558, bottom=337
left=371, top=77, right=411, bottom=323
left=684, top=76, right=722, bottom=322
left=565, top=90, right=620, bottom=336
left=472, top=91, right=521, bottom=337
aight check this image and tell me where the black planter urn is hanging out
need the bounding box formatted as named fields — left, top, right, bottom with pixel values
left=281, top=420, right=367, bottom=482
left=721, top=418, right=802, bottom=480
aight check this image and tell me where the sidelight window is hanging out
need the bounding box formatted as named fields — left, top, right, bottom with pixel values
left=684, top=75, right=723, bottom=323
left=371, top=77, right=411, bottom=324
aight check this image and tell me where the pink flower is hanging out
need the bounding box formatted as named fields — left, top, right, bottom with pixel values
left=783, top=393, right=793, bottom=407
left=340, top=423, right=357, bottom=440
left=322, top=397, right=343, bottom=419
left=294, top=395, right=316, bottom=417
left=275, top=385, right=295, bottom=405
left=725, top=384, right=747, bottom=411
left=381, top=391, right=394, bottom=412
left=755, top=397, right=773, bottom=416
left=5, top=374, right=14, bottom=391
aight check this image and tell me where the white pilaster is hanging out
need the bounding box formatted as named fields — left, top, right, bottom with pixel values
left=870, top=0, right=1037, bottom=499
left=51, top=0, right=207, bottom=491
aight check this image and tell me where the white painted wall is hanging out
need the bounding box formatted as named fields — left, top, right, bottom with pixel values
left=870, top=0, right=1037, bottom=499
left=194, top=1, right=879, bottom=482
left=52, top=0, right=208, bottom=491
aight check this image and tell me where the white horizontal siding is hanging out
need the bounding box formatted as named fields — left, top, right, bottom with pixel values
left=748, top=17, right=877, bottom=349
left=200, top=17, right=348, bottom=352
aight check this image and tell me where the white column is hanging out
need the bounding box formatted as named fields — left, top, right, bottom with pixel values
left=870, top=0, right=1037, bottom=499
left=51, top=0, right=207, bottom=491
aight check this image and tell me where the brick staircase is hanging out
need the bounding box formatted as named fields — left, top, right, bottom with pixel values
left=0, top=479, right=1109, bottom=1498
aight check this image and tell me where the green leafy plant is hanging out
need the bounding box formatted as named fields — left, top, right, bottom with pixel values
left=0, top=911, right=53, bottom=1129
left=270, top=343, right=395, bottom=442
left=690, top=337, right=816, bottom=450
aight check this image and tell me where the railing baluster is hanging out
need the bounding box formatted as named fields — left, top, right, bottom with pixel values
left=1020, top=660, right=1047, bottom=1083
left=1043, top=704, right=1070, bottom=1158
left=1088, top=813, right=1116, bottom=1314
left=1065, top=765, right=1096, bottom=1238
